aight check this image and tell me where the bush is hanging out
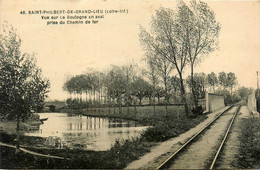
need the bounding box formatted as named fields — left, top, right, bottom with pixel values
left=238, top=118, right=260, bottom=168
left=192, top=105, right=203, bottom=116
left=141, top=116, right=206, bottom=142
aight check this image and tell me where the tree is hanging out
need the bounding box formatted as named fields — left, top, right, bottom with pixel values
left=132, top=77, right=152, bottom=105
left=186, top=72, right=207, bottom=100
left=122, top=64, right=136, bottom=115
left=153, top=54, right=174, bottom=116
left=143, top=55, right=159, bottom=115
left=108, top=65, right=127, bottom=113
left=140, top=7, right=190, bottom=116
left=82, top=73, right=92, bottom=111
left=227, top=72, right=237, bottom=95
left=0, top=24, right=50, bottom=152
left=218, top=71, right=228, bottom=89
left=105, top=67, right=117, bottom=114
left=236, top=86, right=252, bottom=100
left=170, top=75, right=181, bottom=103
left=207, top=72, right=218, bottom=92
left=178, top=0, right=220, bottom=107
left=155, top=86, right=164, bottom=104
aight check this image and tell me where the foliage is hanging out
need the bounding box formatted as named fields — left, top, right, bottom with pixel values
left=227, top=72, right=238, bottom=95
left=131, top=76, right=153, bottom=105
left=238, top=118, right=260, bottom=168
left=207, top=72, right=218, bottom=92
left=0, top=23, right=50, bottom=119
left=218, top=72, right=238, bottom=95
left=139, top=6, right=190, bottom=115
left=218, top=71, right=228, bottom=89
left=186, top=72, right=207, bottom=101
left=141, top=115, right=206, bottom=142
left=184, top=0, right=221, bottom=108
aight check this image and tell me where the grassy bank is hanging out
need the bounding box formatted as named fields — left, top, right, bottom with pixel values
left=65, top=105, right=186, bottom=125
left=238, top=117, right=260, bottom=168
left=0, top=132, right=45, bottom=146
left=0, top=137, right=154, bottom=169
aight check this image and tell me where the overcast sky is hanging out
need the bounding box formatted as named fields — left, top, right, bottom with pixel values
left=1, top=0, right=260, bottom=100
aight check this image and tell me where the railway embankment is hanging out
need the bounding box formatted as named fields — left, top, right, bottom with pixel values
left=125, top=106, right=231, bottom=169
left=215, top=106, right=260, bottom=169
left=125, top=105, right=260, bottom=169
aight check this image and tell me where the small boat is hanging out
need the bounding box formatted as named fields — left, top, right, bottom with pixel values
left=40, top=118, right=48, bottom=122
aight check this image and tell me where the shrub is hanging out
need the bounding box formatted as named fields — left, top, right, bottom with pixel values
left=238, top=118, right=260, bottom=168
left=141, top=116, right=206, bottom=142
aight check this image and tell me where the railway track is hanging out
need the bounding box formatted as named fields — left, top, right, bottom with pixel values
left=156, top=105, right=241, bottom=169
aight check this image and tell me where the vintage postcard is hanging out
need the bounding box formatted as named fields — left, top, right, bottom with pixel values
left=0, top=0, right=259, bottom=169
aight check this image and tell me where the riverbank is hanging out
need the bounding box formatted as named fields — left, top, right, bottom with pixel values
left=63, top=105, right=187, bottom=126
left=0, top=107, right=207, bottom=169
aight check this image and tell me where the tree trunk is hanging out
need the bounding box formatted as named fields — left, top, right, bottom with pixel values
left=153, top=92, right=156, bottom=116
left=179, top=72, right=190, bottom=117
left=164, top=79, right=168, bottom=117
left=157, top=94, right=160, bottom=104
left=108, top=96, right=111, bottom=114
left=93, top=89, right=96, bottom=112
left=139, top=97, right=142, bottom=106
left=190, top=65, right=198, bottom=108
left=148, top=96, right=152, bottom=105
left=15, top=115, right=20, bottom=153
left=165, top=105, right=168, bottom=117
left=134, top=104, right=137, bottom=119
left=99, top=91, right=101, bottom=113
left=118, top=92, right=122, bottom=114
left=86, top=92, right=89, bottom=111
left=113, top=97, right=116, bottom=114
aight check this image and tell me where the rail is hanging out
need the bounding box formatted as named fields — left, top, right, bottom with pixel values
left=209, top=105, right=241, bottom=169
left=156, top=105, right=235, bottom=169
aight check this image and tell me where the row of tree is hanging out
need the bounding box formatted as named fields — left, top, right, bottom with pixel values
left=63, top=60, right=242, bottom=114
left=186, top=71, right=238, bottom=98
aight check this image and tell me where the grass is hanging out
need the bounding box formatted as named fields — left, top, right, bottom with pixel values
left=0, top=137, right=154, bottom=169
left=77, top=105, right=186, bottom=125
left=141, top=115, right=206, bottom=142
left=0, top=132, right=45, bottom=146
left=237, top=117, right=260, bottom=169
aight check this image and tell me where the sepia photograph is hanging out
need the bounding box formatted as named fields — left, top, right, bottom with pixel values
left=0, top=0, right=259, bottom=169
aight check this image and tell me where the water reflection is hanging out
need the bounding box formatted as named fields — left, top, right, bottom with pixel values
left=26, top=113, right=147, bottom=151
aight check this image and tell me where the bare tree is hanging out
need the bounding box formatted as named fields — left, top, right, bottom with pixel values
left=140, top=7, right=190, bottom=116
left=143, top=55, right=159, bottom=115
left=176, top=0, right=221, bottom=107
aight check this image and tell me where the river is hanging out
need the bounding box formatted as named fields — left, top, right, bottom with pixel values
left=25, top=113, right=148, bottom=151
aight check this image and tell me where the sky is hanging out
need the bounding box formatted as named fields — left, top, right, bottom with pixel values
left=1, top=0, right=260, bottom=100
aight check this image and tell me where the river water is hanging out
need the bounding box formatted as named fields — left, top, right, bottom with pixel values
left=25, top=113, right=148, bottom=151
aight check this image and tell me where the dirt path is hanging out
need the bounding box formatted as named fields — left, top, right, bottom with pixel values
left=0, top=142, right=65, bottom=159
left=168, top=107, right=237, bottom=169
left=215, top=106, right=250, bottom=169
left=125, top=106, right=230, bottom=169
